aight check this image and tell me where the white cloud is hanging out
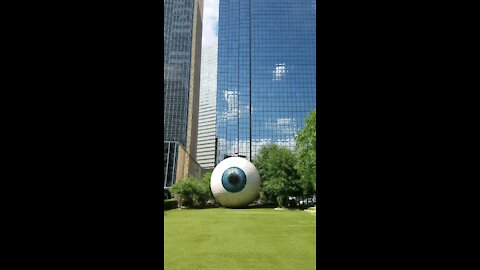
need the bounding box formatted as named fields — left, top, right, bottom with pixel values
left=216, top=137, right=296, bottom=160
left=265, top=117, right=298, bottom=136
left=224, top=90, right=236, bottom=103
left=222, top=90, right=238, bottom=120
left=219, top=90, right=251, bottom=121
left=216, top=117, right=298, bottom=160
left=202, top=0, right=219, bottom=48
left=250, top=137, right=296, bottom=157
left=272, top=63, right=287, bottom=81
left=277, top=118, right=294, bottom=126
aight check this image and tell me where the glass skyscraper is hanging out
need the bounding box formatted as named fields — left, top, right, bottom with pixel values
left=164, top=0, right=203, bottom=187
left=216, top=0, right=316, bottom=164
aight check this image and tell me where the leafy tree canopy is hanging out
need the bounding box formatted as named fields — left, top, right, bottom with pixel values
left=170, top=177, right=211, bottom=207
left=295, top=109, right=316, bottom=194
left=198, top=172, right=213, bottom=201
left=253, top=144, right=302, bottom=206
left=169, top=177, right=198, bottom=197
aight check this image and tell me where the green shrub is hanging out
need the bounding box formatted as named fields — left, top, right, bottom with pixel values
left=276, top=196, right=287, bottom=208
left=195, top=173, right=214, bottom=208
left=164, top=199, right=178, bottom=211
left=252, top=144, right=303, bottom=206
left=170, top=177, right=201, bottom=208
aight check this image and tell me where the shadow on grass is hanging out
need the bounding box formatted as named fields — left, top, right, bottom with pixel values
left=164, top=203, right=312, bottom=211
left=247, top=203, right=309, bottom=210
left=246, top=203, right=277, bottom=209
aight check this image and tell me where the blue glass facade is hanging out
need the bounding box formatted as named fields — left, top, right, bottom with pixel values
left=216, top=0, right=316, bottom=164
left=164, top=0, right=195, bottom=147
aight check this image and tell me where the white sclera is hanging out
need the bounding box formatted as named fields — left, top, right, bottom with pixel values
left=210, top=157, right=261, bottom=208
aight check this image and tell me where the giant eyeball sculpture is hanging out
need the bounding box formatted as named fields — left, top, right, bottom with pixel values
left=210, top=157, right=261, bottom=208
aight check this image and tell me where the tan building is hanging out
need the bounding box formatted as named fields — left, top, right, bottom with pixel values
left=175, top=144, right=202, bottom=182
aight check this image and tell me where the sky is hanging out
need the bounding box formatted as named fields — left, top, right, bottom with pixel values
left=202, top=0, right=219, bottom=48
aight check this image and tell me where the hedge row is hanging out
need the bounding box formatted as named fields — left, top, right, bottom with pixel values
left=164, top=199, right=178, bottom=211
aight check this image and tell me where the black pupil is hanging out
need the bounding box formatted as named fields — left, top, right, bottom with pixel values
left=228, top=173, right=240, bottom=185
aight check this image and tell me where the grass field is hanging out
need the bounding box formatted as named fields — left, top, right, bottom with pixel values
left=164, top=208, right=316, bottom=270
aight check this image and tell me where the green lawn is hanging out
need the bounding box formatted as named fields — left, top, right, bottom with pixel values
left=164, top=208, right=316, bottom=270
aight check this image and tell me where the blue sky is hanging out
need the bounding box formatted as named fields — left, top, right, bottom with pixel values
left=202, top=0, right=219, bottom=48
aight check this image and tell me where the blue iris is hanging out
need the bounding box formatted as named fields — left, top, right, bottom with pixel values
left=221, top=167, right=247, bottom=193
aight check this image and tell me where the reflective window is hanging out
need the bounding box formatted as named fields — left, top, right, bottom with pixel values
left=164, top=0, right=195, bottom=146
left=164, top=0, right=199, bottom=186
left=216, top=0, right=316, bottom=164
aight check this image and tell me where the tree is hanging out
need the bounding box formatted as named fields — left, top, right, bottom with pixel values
left=196, top=172, right=213, bottom=207
left=253, top=144, right=302, bottom=207
left=295, top=109, right=316, bottom=195
left=170, top=174, right=213, bottom=208
left=169, top=177, right=199, bottom=208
